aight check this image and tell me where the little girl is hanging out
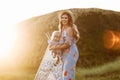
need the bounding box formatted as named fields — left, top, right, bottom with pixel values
left=48, top=31, right=63, bottom=66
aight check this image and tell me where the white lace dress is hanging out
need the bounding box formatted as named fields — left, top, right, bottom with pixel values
left=34, top=46, right=63, bottom=80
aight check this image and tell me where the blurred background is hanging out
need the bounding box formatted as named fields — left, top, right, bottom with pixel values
left=0, top=8, right=120, bottom=80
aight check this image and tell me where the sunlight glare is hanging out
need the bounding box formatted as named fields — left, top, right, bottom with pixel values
left=0, top=25, right=17, bottom=61
left=103, top=30, right=120, bottom=50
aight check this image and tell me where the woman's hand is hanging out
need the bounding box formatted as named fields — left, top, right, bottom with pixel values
left=49, top=42, right=70, bottom=51
left=49, top=45, right=55, bottom=50
left=49, top=44, right=61, bottom=50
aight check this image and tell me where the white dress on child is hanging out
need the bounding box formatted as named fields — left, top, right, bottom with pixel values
left=34, top=46, right=63, bottom=80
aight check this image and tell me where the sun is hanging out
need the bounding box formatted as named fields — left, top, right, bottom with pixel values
left=0, top=25, right=17, bottom=61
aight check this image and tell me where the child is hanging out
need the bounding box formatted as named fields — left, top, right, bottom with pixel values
left=48, top=31, right=63, bottom=66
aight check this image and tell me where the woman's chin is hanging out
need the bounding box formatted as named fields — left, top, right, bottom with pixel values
left=62, top=22, right=68, bottom=25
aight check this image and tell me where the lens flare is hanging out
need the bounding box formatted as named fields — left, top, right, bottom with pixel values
left=103, top=30, right=120, bottom=50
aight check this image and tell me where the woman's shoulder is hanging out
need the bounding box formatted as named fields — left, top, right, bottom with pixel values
left=73, top=24, right=77, bottom=27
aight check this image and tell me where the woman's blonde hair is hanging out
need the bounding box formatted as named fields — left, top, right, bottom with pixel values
left=58, top=10, right=80, bottom=42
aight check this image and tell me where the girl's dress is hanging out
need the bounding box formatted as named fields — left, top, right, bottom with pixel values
left=34, top=40, right=63, bottom=80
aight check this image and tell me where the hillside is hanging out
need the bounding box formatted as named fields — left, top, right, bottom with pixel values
left=13, top=8, right=120, bottom=71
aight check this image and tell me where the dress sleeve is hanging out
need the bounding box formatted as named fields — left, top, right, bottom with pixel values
left=48, top=39, right=52, bottom=44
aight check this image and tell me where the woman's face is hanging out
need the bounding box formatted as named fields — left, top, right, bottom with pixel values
left=61, top=14, right=69, bottom=25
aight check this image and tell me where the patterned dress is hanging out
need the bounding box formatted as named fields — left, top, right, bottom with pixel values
left=34, top=39, right=64, bottom=80
left=34, top=30, right=79, bottom=80
left=34, top=46, right=63, bottom=80
left=61, top=30, right=79, bottom=80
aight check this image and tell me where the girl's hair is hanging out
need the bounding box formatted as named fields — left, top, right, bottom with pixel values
left=58, top=10, right=80, bottom=42
left=51, top=31, right=60, bottom=40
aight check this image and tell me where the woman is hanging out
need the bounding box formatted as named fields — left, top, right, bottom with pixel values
left=34, top=10, right=80, bottom=80
left=50, top=10, right=80, bottom=80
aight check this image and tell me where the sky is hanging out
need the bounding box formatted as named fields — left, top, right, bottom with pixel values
left=0, top=0, right=120, bottom=27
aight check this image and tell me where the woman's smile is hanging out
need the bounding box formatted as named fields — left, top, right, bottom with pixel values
left=61, top=14, right=69, bottom=25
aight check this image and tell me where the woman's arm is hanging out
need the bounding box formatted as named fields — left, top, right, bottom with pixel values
left=49, top=42, right=70, bottom=50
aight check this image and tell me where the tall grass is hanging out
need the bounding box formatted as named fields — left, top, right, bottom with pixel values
left=76, top=57, right=120, bottom=80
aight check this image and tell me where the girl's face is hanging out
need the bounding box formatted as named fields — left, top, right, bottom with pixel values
left=53, top=33, right=60, bottom=42
left=61, top=14, right=69, bottom=25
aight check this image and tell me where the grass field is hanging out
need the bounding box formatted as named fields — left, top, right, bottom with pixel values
left=76, top=58, right=120, bottom=80
left=0, top=69, right=120, bottom=80
left=1, top=58, right=120, bottom=80
left=0, top=69, right=35, bottom=80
